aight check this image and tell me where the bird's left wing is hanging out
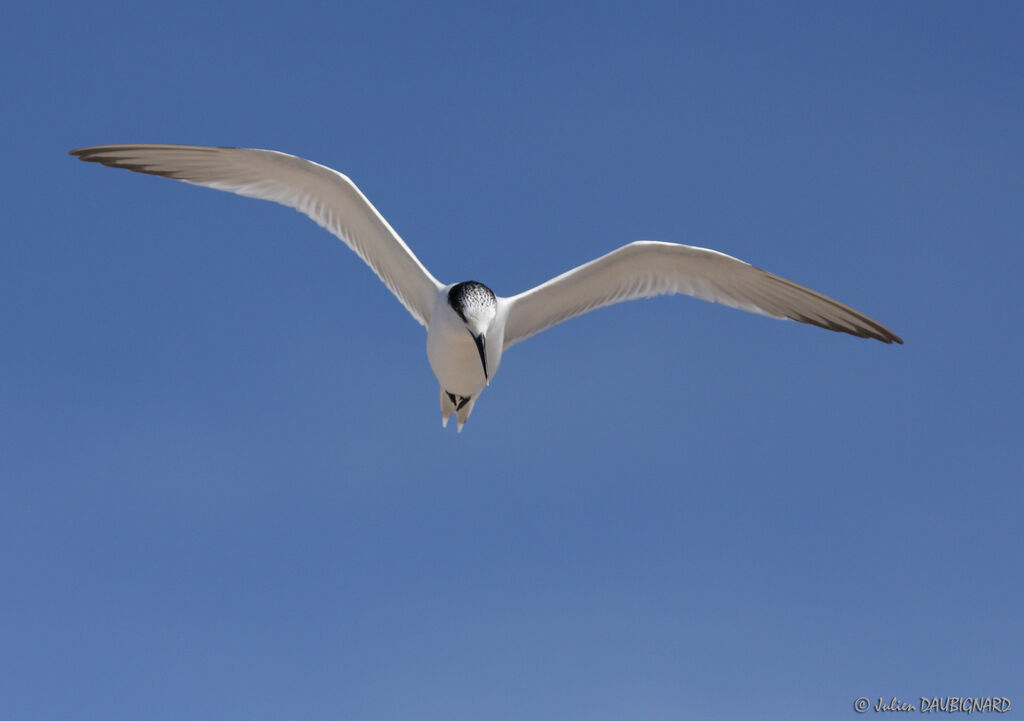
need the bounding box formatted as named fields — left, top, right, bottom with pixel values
left=502, top=241, right=902, bottom=347
left=70, top=144, right=443, bottom=326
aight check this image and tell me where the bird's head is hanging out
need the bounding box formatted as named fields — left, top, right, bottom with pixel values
left=448, top=281, right=497, bottom=379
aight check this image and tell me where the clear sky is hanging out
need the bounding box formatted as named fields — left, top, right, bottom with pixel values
left=2, top=2, right=1021, bottom=720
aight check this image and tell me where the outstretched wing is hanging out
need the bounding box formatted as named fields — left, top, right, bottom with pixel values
left=71, top=144, right=443, bottom=326
left=502, top=241, right=902, bottom=347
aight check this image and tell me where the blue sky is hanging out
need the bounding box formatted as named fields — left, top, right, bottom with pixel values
left=2, top=2, right=1021, bottom=719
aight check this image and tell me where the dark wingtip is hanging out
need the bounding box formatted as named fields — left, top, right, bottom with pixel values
left=791, top=311, right=903, bottom=345
left=69, top=146, right=107, bottom=161
left=866, top=329, right=903, bottom=345
left=872, top=327, right=903, bottom=345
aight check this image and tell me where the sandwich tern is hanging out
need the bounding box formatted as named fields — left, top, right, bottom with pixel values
left=71, top=144, right=902, bottom=431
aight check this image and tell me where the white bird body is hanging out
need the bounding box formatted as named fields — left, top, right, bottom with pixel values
left=426, top=294, right=490, bottom=397
left=427, top=288, right=503, bottom=394
left=71, top=144, right=902, bottom=432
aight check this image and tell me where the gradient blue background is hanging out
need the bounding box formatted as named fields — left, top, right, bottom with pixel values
left=3, top=2, right=1021, bottom=719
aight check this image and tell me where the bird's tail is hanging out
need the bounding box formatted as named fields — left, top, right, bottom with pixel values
left=440, top=386, right=456, bottom=429
left=440, top=387, right=479, bottom=433
left=455, top=395, right=478, bottom=433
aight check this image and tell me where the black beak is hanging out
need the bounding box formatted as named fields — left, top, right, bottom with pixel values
left=472, top=332, right=489, bottom=380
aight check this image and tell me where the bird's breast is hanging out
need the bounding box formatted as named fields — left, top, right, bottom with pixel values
left=425, top=296, right=507, bottom=397
left=427, top=317, right=487, bottom=396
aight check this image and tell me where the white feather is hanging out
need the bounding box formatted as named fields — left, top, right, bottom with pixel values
left=501, top=241, right=902, bottom=347
left=70, top=144, right=443, bottom=326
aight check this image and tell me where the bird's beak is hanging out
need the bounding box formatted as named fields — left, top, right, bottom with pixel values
left=472, top=332, right=489, bottom=381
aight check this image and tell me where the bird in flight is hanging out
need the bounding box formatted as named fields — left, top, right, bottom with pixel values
left=71, top=145, right=902, bottom=431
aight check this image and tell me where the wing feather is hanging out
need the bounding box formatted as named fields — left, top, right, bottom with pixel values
left=502, top=241, right=902, bottom=347
left=70, top=144, right=443, bottom=326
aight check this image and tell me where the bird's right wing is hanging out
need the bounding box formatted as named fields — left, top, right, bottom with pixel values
left=70, top=144, right=443, bottom=327
left=502, top=241, right=902, bottom=347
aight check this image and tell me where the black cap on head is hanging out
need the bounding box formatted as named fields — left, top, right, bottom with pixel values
left=448, top=281, right=496, bottom=322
